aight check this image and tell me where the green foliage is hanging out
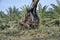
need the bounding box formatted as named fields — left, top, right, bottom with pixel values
left=6, top=6, right=21, bottom=21
left=0, top=0, right=60, bottom=40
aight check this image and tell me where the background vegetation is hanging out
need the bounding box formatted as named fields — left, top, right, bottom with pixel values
left=0, top=0, right=60, bottom=40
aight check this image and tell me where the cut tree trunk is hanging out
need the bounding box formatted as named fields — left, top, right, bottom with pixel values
left=19, top=0, right=39, bottom=29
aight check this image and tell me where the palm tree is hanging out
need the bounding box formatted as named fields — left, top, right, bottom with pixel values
left=0, top=11, right=7, bottom=20
left=37, top=3, right=49, bottom=25
left=47, top=0, right=60, bottom=26
left=51, top=0, right=60, bottom=19
left=6, top=6, right=21, bottom=21
left=37, top=3, right=48, bottom=19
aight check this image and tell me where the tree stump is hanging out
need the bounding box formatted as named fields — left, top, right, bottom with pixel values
left=19, top=0, right=39, bottom=29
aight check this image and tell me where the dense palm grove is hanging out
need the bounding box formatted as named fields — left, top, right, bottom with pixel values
left=0, top=0, right=60, bottom=40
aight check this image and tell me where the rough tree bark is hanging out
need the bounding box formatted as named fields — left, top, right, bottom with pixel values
left=19, top=0, right=39, bottom=29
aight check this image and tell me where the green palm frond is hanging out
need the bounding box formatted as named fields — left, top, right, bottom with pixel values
left=38, top=3, right=42, bottom=13
left=42, top=5, right=48, bottom=13
left=51, top=4, right=60, bottom=14
left=56, top=0, right=60, bottom=7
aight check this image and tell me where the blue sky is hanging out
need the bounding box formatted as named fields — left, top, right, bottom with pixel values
left=0, top=0, right=58, bottom=12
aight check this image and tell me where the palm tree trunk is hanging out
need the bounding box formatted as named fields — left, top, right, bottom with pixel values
left=19, top=0, right=39, bottom=29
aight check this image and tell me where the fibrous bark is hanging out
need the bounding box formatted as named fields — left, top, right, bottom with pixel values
left=19, top=0, right=39, bottom=29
